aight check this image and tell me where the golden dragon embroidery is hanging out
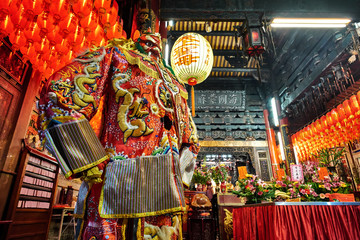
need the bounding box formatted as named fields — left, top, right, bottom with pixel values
left=112, top=72, right=153, bottom=143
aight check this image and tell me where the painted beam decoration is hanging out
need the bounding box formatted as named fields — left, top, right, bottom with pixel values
left=194, top=90, right=246, bottom=111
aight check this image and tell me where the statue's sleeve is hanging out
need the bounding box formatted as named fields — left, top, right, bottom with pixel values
left=178, top=93, right=200, bottom=187
left=38, top=47, right=112, bottom=179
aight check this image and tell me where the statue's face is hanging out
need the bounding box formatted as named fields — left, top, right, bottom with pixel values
left=139, top=34, right=162, bottom=59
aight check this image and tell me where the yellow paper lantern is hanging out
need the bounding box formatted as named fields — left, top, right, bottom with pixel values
left=170, top=32, right=213, bottom=116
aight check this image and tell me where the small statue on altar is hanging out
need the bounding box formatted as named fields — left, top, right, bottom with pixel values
left=234, top=181, right=241, bottom=192
left=226, top=176, right=234, bottom=192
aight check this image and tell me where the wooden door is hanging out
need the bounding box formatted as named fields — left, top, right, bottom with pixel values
left=0, top=75, right=23, bottom=165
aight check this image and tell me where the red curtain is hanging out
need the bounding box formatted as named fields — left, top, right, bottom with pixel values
left=233, top=205, right=360, bottom=240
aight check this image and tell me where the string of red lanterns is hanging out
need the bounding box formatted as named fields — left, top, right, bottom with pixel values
left=292, top=90, right=360, bottom=161
left=0, top=0, right=126, bottom=78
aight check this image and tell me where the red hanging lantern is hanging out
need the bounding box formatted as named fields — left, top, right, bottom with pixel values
left=60, top=50, right=75, bottom=65
left=47, top=26, right=63, bottom=46
left=72, top=0, right=93, bottom=19
left=0, top=0, right=12, bottom=21
left=314, top=120, right=322, bottom=135
left=336, top=104, right=346, bottom=122
left=10, top=3, right=30, bottom=32
left=94, top=0, right=112, bottom=15
left=350, top=95, right=360, bottom=116
left=34, top=39, right=50, bottom=60
left=58, top=12, right=78, bottom=38
left=9, top=31, right=27, bottom=51
left=0, top=15, right=13, bottom=38
left=71, top=38, right=87, bottom=54
left=326, top=112, right=334, bottom=128
left=20, top=44, right=37, bottom=62
left=67, top=25, right=85, bottom=50
left=37, top=11, right=54, bottom=38
left=23, top=21, right=41, bottom=46
left=22, top=0, right=44, bottom=20
left=320, top=115, right=328, bottom=132
left=330, top=109, right=340, bottom=128
left=67, top=25, right=84, bottom=43
left=99, top=1, right=118, bottom=31
left=49, top=0, right=69, bottom=25
left=106, top=19, right=123, bottom=40
left=343, top=100, right=353, bottom=119
left=55, top=39, right=69, bottom=57
left=87, top=24, right=104, bottom=46
left=80, top=10, right=98, bottom=36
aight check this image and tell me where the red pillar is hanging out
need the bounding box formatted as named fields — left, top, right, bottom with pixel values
left=264, top=109, right=279, bottom=178
left=280, top=117, right=295, bottom=175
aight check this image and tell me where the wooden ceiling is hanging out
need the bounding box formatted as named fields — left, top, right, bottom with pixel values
left=162, top=1, right=360, bottom=133
left=168, top=20, right=263, bottom=81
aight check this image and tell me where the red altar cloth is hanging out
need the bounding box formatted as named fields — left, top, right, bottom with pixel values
left=233, top=203, right=360, bottom=240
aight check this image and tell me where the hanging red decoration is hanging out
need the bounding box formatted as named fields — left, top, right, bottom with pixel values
left=72, top=0, right=93, bottom=19
left=20, top=44, right=36, bottom=62
left=0, top=0, right=12, bottom=21
left=60, top=50, right=75, bottom=65
left=49, top=0, right=69, bottom=25
left=22, top=0, right=44, bottom=20
left=47, top=26, right=63, bottom=46
left=293, top=90, right=360, bottom=162
left=37, top=11, right=54, bottom=38
left=67, top=25, right=85, bottom=53
left=94, top=0, right=112, bottom=15
left=80, top=10, right=98, bottom=35
left=87, top=24, right=105, bottom=46
left=58, top=12, right=78, bottom=38
left=55, top=39, right=69, bottom=57
left=0, top=15, right=13, bottom=38
left=9, top=31, right=27, bottom=51
left=23, top=21, right=41, bottom=46
left=9, top=3, right=30, bottom=32
left=0, top=0, right=122, bottom=79
left=99, top=1, right=118, bottom=30
left=350, top=95, right=360, bottom=116
left=34, top=39, right=50, bottom=59
left=106, top=20, right=123, bottom=40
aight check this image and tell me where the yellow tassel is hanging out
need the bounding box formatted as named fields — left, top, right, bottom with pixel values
left=122, top=218, right=128, bottom=240
left=191, top=86, right=195, bottom=117
left=136, top=218, right=143, bottom=240
left=177, top=214, right=183, bottom=240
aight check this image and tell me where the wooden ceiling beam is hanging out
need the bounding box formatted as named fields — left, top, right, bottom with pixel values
left=161, top=0, right=360, bottom=21
left=212, top=67, right=270, bottom=73
left=169, top=30, right=237, bottom=37
left=206, top=77, right=255, bottom=81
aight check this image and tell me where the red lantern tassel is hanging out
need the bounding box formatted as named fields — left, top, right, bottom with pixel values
left=191, top=86, right=195, bottom=117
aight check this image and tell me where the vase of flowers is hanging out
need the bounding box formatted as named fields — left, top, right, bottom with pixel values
left=233, top=174, right=274, bottom=204
left=210, top=164, right=229, bottom=185
left=192, top=164, right=211, bottom=191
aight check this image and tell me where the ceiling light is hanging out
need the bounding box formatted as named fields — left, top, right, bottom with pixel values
left=205, top=22, right=212, bottom=33
left=271, top=97, right=279, bottom=127
left=271, top=18, right=351, bottom=28
left=277, top=132, right=286, bottom=161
